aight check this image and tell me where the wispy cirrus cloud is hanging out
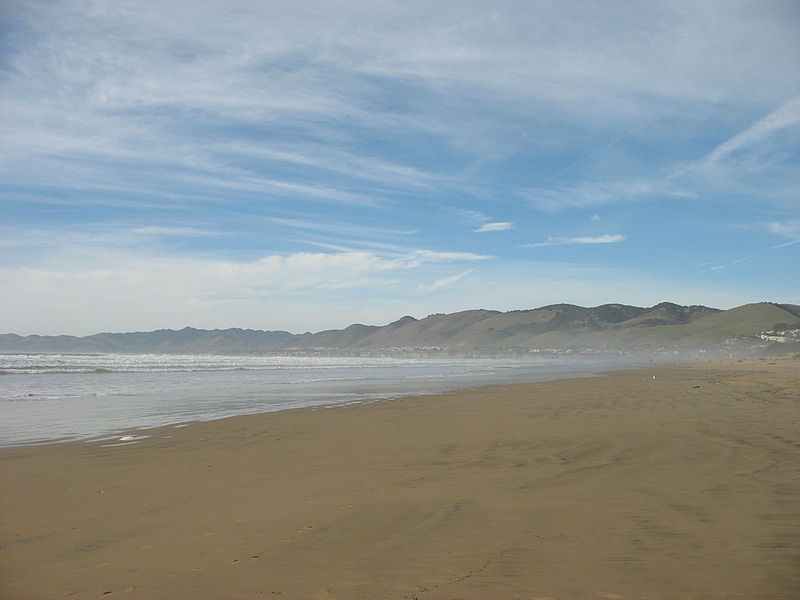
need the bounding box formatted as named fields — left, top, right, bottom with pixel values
left=417, top=269, right=476, bottom=293
left=521, top=178, right=690, bottom=212
left=519, top=92, right=800, bottom=215
left=2, top=1, right=799, bottom=333
left=656, top=95, right=800, bottom=210
left=262, top=216, right=417, bottom=241
left=0, top=246, right=492, bottom=333
left=704, top=95, right=800, bottom=165
left=706, top=237, right=800, bottom=273
left=4, top=1, right=797, bottom=215
left=524, top=234, right=627, bottom=248
left=131, top=226, right=221, bottom=237
left=474, top=222, right=514, bottom=233
left=210, top=142, right=444, bottom=191
left=765, top=220, right=800, bottom=239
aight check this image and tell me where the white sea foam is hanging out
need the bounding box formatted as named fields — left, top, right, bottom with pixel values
left=0, top=353, right=639, bottom=447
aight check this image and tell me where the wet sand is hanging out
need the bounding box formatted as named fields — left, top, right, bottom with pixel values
left=1, top=357, right=799, bottom=599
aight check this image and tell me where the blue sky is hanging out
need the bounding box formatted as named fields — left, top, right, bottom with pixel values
left=1, top=0, right=799, bottom=335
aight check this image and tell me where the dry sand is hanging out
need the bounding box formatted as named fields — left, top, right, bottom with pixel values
left=1, top=358, right=799, bottom=599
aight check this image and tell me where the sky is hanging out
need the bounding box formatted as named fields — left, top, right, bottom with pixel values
left=1, top=0, right=799, bottom=336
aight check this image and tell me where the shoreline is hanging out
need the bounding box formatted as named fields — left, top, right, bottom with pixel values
left=0, top=355, right=648, bottom=448
left=1, top=357, right=798, bottom=599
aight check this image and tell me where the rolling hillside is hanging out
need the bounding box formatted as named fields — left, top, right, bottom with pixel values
left=281, top=302, right=725, bottom=350
left=0, top=327, right=295, bottom=354
left=1, top=302, right=797, bottom=355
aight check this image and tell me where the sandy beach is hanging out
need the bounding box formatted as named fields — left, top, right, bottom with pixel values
left=1, top=358, right=798, bottom=600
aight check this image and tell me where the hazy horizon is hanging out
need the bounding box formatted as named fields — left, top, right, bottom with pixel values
left=4, top=298, right=800, bottom=338
left=2, top=1, right=798, bottom=336
left=3, top=300, right=798, bottom=340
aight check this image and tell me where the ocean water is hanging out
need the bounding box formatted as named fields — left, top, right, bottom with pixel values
left=0, top=353, right=638, bottom=447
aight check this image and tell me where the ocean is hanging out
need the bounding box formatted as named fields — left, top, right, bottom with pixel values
left=0, top=353, right=640, bottom=447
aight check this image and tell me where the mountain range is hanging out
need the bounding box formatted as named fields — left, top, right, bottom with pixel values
left=2, top=302, right=799, bottom=356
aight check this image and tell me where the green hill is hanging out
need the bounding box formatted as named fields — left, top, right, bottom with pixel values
left=493, top=303, right=799, bottom=350
left=2, top=302, right=797, bottom=355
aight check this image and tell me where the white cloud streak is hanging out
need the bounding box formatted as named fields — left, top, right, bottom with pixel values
left=474, top=222, right=514, bottom=233
left=1, top=2, right=798, bottom=334
left=704, top=232, right=800, bottom=272
left=765, top=220, right=800, bottom=239
left=417, top=269, right=476, bottom=293
left=262, top=217, right=416, bottom=239
left=524, top=234, right=627, bottom=248
left=0, top=247, right=491, bottom=333
left=3, top=1, right=798, bottom=210
left=132, top=226, right=220, bottom=237
left=521, top=178, right=691, bottom=211
left=705, top=95, right=800, bottom=165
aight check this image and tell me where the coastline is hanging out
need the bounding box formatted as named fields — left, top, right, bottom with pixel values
left=0, top=354, right=643, bottom=448
left=1, top=357, right=798, bottom=599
